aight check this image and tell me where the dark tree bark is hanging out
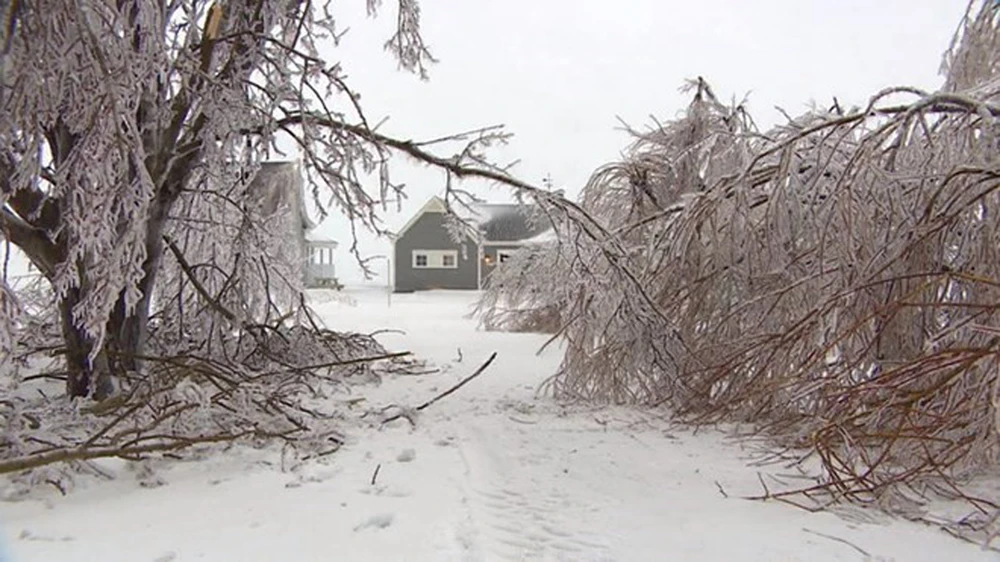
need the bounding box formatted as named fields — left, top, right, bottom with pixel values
left=58, top=287, right=114, bottom=400
left=3, top=161, right=182, bottom=400
left=104, top=197, right=172, bottom=375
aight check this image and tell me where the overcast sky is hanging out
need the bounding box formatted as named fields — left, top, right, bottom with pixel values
left=318, top=0, right=965, bottom=284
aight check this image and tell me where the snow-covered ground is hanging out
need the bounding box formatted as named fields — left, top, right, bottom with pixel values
left=1, top=288, right=996, bottom=561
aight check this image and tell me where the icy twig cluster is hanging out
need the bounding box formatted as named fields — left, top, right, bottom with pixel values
left=479, top=0, right=1000, bottom=540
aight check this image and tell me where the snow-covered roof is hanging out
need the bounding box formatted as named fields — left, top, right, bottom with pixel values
left=304, top=229, right=338, bottom=245
left=472, top=202, right=551, bottom=243
left=392, top=196, right=553, bottom=243
left=521, top=228, right=558, bottom=245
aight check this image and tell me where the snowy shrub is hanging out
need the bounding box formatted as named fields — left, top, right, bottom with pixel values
left=479, top=0, right=1000, bottom=531
left=477, top=243, right=566, bottom=334
left=0, top=311, right=414, bottom=492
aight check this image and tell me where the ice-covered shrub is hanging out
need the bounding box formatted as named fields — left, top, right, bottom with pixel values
left=479, top=0, right=1000, bottom=535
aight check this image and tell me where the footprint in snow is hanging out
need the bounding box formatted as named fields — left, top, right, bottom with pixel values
left=361, top=484, right=412, bottom=498
left=18, top=529, right=74, bottom=542
left=354, top=513, right=395, bottom=531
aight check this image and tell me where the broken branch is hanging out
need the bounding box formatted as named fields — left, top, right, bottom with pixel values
left=381, top=352, right=498, bottom=425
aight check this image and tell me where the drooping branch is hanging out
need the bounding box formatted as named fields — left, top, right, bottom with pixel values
left=478, top=1, right=1000, bottom=542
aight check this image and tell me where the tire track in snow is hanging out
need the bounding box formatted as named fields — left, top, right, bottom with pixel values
left=454, top=419, right=613, bottom=561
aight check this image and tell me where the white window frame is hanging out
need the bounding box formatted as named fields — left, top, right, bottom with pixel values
left=412, top=249, right=459, bottom=269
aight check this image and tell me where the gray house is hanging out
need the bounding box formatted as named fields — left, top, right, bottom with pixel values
left=248, top=161, right=341, bottom=289
left=391, top=196, right=551, bottom=292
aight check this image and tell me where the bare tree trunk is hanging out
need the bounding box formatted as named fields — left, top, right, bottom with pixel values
left=106, top=222, right=166, bottom=374
left=59, top=287, right=114, bottom=399
left=62, top=199, right=172, bottom=399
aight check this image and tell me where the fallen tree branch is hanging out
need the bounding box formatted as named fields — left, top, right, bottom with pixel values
left=1, top=324, right=400, bottom=484
left=0, top=431, right=266, bottom=475
left=295, top=351, right=412, bottom=372
left=163, top=234, right=239, bottom=323
left=381, top=352, right=498, bottom=425
left=801, top=528, right=870, bottom=558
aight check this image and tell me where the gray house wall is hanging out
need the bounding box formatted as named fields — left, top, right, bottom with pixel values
left=394, top=212, right=479, bottom=292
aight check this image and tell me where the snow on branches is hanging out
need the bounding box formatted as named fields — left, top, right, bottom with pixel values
left=0, top=0, right=507, bottom=400
left=0, top=317, right=417, bottom=495
left=0, top=0, right=517, bottom=481
left=478, top=0, right=1000, bottom=542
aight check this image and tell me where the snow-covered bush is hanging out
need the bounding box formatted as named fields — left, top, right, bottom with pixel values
left=480, top=0, right=1000, bottom=528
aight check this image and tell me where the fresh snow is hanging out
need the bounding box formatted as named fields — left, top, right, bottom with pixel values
left=1, top=288, right=996, bottom=561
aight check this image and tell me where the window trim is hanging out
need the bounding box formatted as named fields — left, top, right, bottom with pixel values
left=412, top=249, right=459, bottom=269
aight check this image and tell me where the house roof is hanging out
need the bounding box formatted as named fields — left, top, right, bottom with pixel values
left=304, top=229, right=338, bottom=245
left=522, top=227, right=558, bottom=245
left=474, top=203, right=551, bottom=243
left=392, top=195, right=554, bottom=243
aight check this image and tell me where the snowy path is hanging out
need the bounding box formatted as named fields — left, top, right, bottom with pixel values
left=2, top=289, right=997, bottom=561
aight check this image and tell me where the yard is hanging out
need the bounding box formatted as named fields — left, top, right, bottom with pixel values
left=0, top=288, right=994, bottom=561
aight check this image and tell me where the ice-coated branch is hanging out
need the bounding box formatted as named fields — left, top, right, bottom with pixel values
left=477, top=0, right=1000, bottom=542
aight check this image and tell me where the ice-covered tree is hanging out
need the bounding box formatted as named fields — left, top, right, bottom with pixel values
left=479, top=0, right=1000, bottom=538
left=0, top=0, right=508, bottom=400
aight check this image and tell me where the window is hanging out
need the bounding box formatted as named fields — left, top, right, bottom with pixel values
left=497, top=250, right=514, bottom=264
left=310, top=246, right=333, bottom=265
left=412, top=250, right=458, bottom=269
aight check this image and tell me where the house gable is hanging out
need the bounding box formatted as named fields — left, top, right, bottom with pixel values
left=393, top=198, right=478, bottom=292
left=394, top=196, right=448, bottom=241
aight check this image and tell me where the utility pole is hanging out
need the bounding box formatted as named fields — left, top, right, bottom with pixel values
left=386, top=256, right=392, bottom=308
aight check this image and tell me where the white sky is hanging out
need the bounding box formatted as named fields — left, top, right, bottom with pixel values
left=317, top=0, right=965, bottom=283
left=0, top=0, right=969, bottom=285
